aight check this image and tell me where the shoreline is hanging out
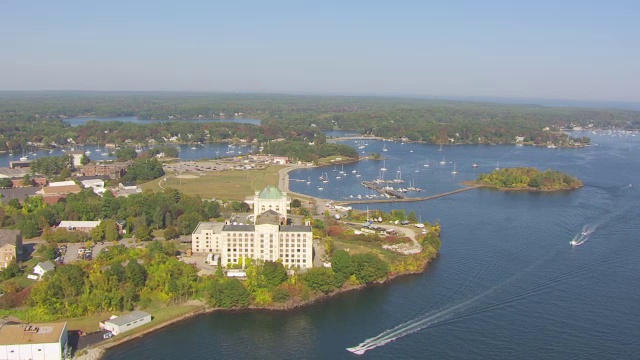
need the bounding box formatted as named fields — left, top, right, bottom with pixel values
left=82, top=255, right=436, bottom=359
left=461, top=180, right=583, bottom=192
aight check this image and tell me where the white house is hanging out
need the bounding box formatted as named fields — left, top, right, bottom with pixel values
left=30, top=261, right=55, bottom=280
left=0, top=322, right=69, bottom=360
left=99, top=310, right=152, bottom=335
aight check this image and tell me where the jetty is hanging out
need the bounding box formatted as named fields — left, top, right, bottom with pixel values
left=335, top=185, right=483, bottom=205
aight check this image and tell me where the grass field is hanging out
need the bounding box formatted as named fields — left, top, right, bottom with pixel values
left=62, top=304, right=200, bottom=333
left=140, top=165, right=285, bottom=201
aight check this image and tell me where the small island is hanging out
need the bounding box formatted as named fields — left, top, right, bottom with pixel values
left=467, top=167, right=583, bottom=191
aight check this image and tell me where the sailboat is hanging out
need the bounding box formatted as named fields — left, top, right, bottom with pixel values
left=339, top=165, right=345, bottom=174
left=495, top=161, right=500, bottom=171
left=439, top=156, right=446, bottom=165
left=451, top=163, right=458, bottom=175
left=382, top=144, right=388, bottom=152
left=380, top=160, right=387, bottom=172
left=423, top=159, right=430, bottom=167
left=322, top=173, right=329, bottom=183
left=438, top=144, right=444, bottom=152
left=415, top=166, right=419, bottom=173
left=306, top=176, right=311, bottom=185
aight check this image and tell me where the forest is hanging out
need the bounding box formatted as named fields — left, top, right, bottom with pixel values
left=474, top=167, right=583, bottom=191
left=1, top=92, right=639, bottom=152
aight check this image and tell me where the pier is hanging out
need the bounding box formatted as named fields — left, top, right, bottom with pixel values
left=335, top=185, right=483, bottom=205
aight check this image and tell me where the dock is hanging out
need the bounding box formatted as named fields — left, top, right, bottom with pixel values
left=335, top=185, right=483, bottom=205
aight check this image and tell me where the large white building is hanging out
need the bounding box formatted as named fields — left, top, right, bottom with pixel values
left=0, top=322, right=69, bottom=360
left=192, top=186, right=313, bottom=268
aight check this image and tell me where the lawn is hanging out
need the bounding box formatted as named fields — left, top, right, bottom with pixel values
left=63, top=304, right=200, bottom=333
left=140, top=165, right=285, bottom=201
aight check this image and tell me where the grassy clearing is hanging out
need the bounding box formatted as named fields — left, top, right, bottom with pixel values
left=62, top=304, right=199, bottom=334
left=139, top=165, right=285, bottom=201
left=333, top=237, right=403, bottom=264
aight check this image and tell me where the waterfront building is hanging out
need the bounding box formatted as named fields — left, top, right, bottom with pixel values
left=0, top=322, right=69, bottom=360
left=99, top=311, right=152, bottom=335
left=192, top=186, right=313, bottom=268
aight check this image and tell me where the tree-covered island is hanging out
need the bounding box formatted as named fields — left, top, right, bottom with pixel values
left=469, top=167, right=583, bottom=191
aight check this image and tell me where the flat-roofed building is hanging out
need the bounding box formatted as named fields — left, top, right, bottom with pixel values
left=99, top=311, right=152, bottom=335
left=0, top=322, right=69, bottom=360
left=57, top=220, right=101, bottom=233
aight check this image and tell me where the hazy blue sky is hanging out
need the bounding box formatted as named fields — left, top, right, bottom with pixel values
left=1, top=0, right=639, bottom=102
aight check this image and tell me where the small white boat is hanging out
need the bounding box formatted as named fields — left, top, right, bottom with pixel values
left=451, top=163, right=458, bottom=175
left=439, top=156, right=446, bottom=165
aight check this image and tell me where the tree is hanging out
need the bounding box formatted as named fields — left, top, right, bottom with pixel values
left=18, top=218, right=40, bottom=238
left=262, top=261, right=287, bottom=287
left=163, top=226, right=179, bottom=240
left=352, top=253, right=389, bottom=284
left=0, top=261, right=21, bottom=280
left=21, top=174, right=33, bottom=187
left=134, top=224, right=153, bottom=241
left=303, top=267, right=337, bottom=294
left=80, top=154, right=90, bottom=165
left=125, top=260, right=147, bottom=288
left=115, top=147, right=138, bottom=161
left=407, top=211, right=418, bottom=223
left=0, top=178, right=13, bottom=189
left=291, top=199, right=302, bottom=208
left=207, top=278, right=250, bottom=308
left=331, top=250, right=354, bottom=286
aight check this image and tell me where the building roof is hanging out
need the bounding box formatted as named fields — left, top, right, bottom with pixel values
left=193, top=222, right=224, bottom=234
left=105, top=311, right=151, bottom=327
left=255, top=209, right=281, bottom=225
left=0, top=187, right=39, bottom=204
left=280, top=225, right=313, bottom=232
left=48, top=180, right=77, bottom=187
left=58, top=220, right=101, bottom=229
left=0, top=167, right=28, bottom=178
left=41, top=184, right=82, bottom=194
left=258, top=185, right=284, bottom=200
left=0, top=322, right=67, bottom=345
left=0, top=229, right=21, bottom=247
left=36, top=260, right=55, bottom=272
left=222, top=224, right=256, bottom=232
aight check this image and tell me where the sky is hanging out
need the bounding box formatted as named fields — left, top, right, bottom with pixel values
left=1, top=0, right=639, bottom=102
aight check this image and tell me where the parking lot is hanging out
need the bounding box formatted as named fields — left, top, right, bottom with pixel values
left=60, top=242, right=118, bottom=264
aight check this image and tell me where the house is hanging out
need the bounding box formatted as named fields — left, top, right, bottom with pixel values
left=99, top=310, right=152, bottom=335
left=57, top=220, right=101, bottom=233
left=32, top=261, right=55, bottom=279
left=192, top=186, right=313, bottom=269
left=0, top=322, right=69, bottom=360
left=0, top=229, right=22, bottom=269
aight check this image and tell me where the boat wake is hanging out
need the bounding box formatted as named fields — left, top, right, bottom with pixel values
left=570, top=224, right=597, bottom=246
left=346, top=235, right=621, bottom=356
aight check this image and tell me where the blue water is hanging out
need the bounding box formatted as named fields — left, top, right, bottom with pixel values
left=103, top=130, right=640, bottom=359
left=64, top=116, right=261, bottom=127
